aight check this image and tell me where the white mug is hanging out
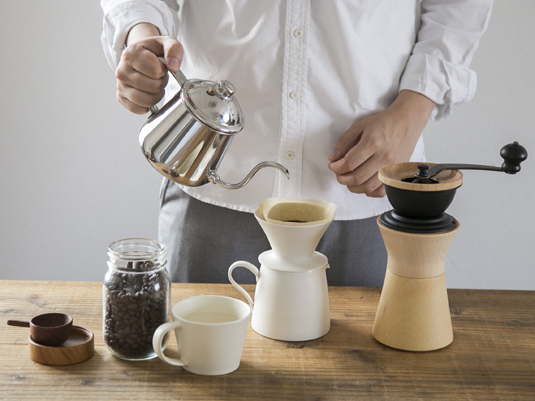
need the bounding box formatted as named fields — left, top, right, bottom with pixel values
left=152, top=295, right=251, bottom=375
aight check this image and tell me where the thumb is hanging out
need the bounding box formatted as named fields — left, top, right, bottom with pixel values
left=141, top=36, right=184, bottom=72
left=328, top=121, right=364, bottom=162
left=160, top=36, right=183, bottom=72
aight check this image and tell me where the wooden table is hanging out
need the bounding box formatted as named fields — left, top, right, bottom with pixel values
left=1, top=281, right=534, bottom=400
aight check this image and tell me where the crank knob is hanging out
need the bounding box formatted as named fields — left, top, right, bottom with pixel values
left=500, top=142, right=528, bottom=174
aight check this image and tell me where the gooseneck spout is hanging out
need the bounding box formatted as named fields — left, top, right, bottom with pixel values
left=207, top=162, right=290, bottom=189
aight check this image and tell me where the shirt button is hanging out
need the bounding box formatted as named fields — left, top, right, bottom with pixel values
left=293, top=29, right=303, bottom=38
left=286, top=151, right=295, bottom=160
left=289, top=91, right=299, bottom=99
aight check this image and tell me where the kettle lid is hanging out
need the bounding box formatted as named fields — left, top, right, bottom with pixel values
left=182, top=79, right=244, bottom=134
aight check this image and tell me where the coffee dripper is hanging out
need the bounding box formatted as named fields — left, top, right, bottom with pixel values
left=139, top=61, right=290, bottom=189
left=372, top=142, right=527, bottom=351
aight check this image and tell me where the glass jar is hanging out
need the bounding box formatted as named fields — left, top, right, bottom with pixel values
left=103, top=238, right=170, bottom=361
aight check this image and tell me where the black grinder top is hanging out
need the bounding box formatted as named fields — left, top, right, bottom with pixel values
left=379, top=142, right=528, bottom=234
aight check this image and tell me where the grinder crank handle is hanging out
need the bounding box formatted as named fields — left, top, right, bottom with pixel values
left=417, top=142, right=528, bottom=179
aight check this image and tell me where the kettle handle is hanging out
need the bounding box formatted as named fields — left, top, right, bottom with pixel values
left=149, top=57, right=188, bottom=115
left=228, top=261, right=259, bottom=311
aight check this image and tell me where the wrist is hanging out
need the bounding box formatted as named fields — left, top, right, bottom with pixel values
left=386, top=90, right=435, bottom=143
left=126, top=23, right=160, bottom=46
left=392, top=90, right=435, bottom=119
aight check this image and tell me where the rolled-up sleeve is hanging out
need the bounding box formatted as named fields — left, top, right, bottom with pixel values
left=101, top=0, right=179, bottom=70
left=399, top=0, right=493, bottom=120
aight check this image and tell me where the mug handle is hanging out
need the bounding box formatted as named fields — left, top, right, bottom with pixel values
left=228, top=261, right=259, bottom=311
left=152, top=321, right=186, bottom=367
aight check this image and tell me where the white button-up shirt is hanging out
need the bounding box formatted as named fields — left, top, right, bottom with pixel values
left=101, top=0, right=492, bottom=220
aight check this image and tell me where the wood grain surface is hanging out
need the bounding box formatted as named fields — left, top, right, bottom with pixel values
left=378, top=222, right=459, bottom=279
left=372, top=271, right=453, bottom=352
left=1, top=280, right=534, bottom=400
left=379, top=162, right=463, bottom=191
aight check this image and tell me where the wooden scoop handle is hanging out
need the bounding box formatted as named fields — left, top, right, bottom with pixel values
left=7, top=320, right=30, bottom=328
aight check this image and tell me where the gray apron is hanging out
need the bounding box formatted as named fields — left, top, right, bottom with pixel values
left=158, top=180, right=387, bottom=287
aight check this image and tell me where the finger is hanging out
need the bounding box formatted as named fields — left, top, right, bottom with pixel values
left=117, top=94, right=149, bottom=115
left=118, top=82, right=166, bottom=109
left=329, top=140, right=374, bottom=176
left=335, top=148, right=389, bottom=186
left=345, top=173, right=384, bottom=196
left=138, top=36, right=184, bottom=72
left=161, top=37, right=184, bottom=72
left=124, top=45, right=168, bottom=80
left=367, top=184, right=386, bottom=198
left=328, top=120, right=365, bottom=162
left=116, top=66, right=169, bottom=94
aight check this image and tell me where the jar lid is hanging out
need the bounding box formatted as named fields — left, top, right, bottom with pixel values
left=107, top=238, right=167, bottom=271
left=181, top=79, right=244, bottom=134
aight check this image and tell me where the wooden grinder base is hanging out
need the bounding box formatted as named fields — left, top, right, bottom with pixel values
left=372, top=220, right=459, bottom=352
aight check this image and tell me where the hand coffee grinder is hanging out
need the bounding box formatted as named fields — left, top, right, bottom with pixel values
left=372, top=142, right=528, bottom=351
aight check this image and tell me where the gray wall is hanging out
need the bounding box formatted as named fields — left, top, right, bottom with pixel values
left=1, top=1, right=534, bottom=289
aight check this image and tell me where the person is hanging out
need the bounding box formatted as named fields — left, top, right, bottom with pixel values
left=101, top=0, right=493, bottom=286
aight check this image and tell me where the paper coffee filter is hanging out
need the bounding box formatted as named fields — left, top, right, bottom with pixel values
left=259, top=197, right=337, bottom=226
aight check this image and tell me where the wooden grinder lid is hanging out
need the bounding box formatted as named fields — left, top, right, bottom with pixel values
left=379, top=162, right=463, bottom=192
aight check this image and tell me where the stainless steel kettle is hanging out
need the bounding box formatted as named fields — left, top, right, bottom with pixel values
left=139, top=63, right=290, bottom=189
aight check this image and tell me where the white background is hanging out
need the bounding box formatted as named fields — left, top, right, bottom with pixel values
left=1, top=1, right=534, bottom=289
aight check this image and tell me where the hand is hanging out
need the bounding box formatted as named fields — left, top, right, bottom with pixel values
left=328, top=90, right=435, bottom=197
left=115, top=23, right=184, bottom=114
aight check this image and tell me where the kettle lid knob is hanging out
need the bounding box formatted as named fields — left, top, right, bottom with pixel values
left=214, top=80, right=236, bottom=100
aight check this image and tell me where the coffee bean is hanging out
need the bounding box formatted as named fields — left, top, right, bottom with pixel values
left=104, top=265, right=169, bottom=360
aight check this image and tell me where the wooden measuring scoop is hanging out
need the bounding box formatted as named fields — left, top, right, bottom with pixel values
left=7, top=313, right=73, bottom=346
